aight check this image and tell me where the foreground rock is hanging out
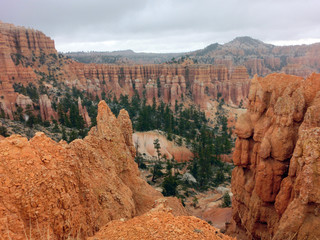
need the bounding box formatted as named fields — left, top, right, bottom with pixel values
left=229, top=73, right=320, bottom=239
left=0, top=101, right=186, bottom=239
left=89, top=199, right=235, bottom=240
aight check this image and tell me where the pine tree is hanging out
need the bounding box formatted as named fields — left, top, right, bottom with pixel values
left=221, top=192, right=231, bottom=208
left=154, top=138, right=161, bottom=161
left=162, top=175, right=178, bottom=196
left=0, top=126, right=8, bottom=137
left=152, top=138, right=163, bottom=182
left=61, top=127, right=67, bottom=141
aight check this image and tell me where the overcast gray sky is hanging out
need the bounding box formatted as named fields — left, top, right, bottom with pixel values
left=1, top=0, right=320, bottom=53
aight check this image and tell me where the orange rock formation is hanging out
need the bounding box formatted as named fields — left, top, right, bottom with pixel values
left=88, top=198, right=235, bottom=240
left=0, top=22, right=250, bottom=123
left=63, top=63, right=250, bottom=108
left=0, top=101, right=187, bottom=240
left=229, top=73, right=320, bottom=239
left=0, top=21, right=58, bottom=119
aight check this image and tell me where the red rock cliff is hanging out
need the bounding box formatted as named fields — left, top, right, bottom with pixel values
left=0, top=101, right=187, bottom=240
left=64, top=63, right=250, bottom=107
left=229, top=73, right=320, bottom=239
left=0, top=22, right=250, bottom=122
left=0, top=21, right=57, bottom=118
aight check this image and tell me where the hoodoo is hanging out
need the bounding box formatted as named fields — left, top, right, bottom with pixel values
left=229, top=73, right=320, bottom=239
left=0, top=22, right=250, bottom=122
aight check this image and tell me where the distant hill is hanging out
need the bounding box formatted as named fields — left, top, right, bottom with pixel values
left=66, top=50, right=184, bottom=64
left=66, top=36, right=320, bottom=77
left=189, top=36, right=320, bottom=76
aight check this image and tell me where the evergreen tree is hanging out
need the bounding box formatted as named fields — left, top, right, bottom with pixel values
left=61, top=127, right=67, bottom=141
left=157, top=77, right=161, bottom=98
left=0, top=108, right=5, bottom=118
left=154, top=138, right=161, bottom=161
left=52, top=121, right=60, bottom=133
left=134, top=139, right=146, bottom=169
left=26, top=114, right=35, bottom=128
left=14, top=106, right=24, bottom=121
left=69, top=103, right=85, bottom=129
left=221, top=192, right=231, bottom=208
left=119, top=94, right=130, bottom=110
left=152, top=138, right=163, bottom=182
left=0, top=126, right=8, bottom=137
left=162, top=175, right=178, bottom=196
left=214, top=170, right=225, bottom=186
left=68, top=130, right=78, bottom=143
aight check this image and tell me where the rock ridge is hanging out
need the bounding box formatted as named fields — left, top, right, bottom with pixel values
left=0, top=100, right=186, bottom=239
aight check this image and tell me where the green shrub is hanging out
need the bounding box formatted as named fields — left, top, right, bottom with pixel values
left=221, top=192, right=231, bottom=208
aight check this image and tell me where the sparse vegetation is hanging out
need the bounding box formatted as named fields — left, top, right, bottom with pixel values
left=13, top=82, right=39, bottom=100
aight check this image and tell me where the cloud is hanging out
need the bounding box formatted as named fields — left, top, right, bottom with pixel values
left=1, top=0, right=320, bottom=52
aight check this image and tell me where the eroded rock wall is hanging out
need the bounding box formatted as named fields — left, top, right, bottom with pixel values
left=0, top=21, right=58, bottom=119
left=0, top=22, right=250, bottom=123
left=65, top=63, right=250, bottom=107
left=229, top=73, right=320, bottom=239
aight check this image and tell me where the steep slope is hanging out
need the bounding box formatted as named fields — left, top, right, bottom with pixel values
left=229, top=73, right=320, bottom=239
left=0, top=101, right=186, bottom=240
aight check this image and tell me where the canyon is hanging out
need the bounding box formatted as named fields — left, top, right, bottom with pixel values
left=1, top=21, right=320, bottom=240
left=0, top=21, right=250, bottom=123
left=2, top=22, right=320, bottom=125
left=0, top=99, right=234, bottom=240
